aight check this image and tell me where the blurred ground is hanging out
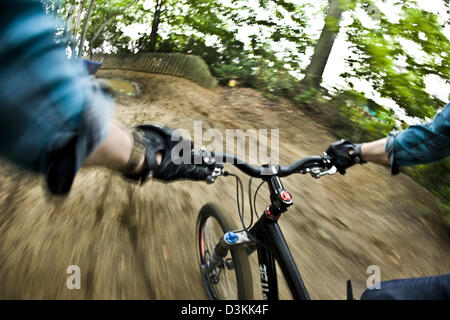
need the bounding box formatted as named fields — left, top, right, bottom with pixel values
left=0, top=69, right=449, bottom=299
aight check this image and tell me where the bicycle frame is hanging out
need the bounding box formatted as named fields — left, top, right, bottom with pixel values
left=245, top=174, right=310, bottom=300
left=211, top=175, right=310, bottom=300
left=248, top=211, right=310, bottom=300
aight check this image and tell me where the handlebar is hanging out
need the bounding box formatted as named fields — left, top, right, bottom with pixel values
left=191, top=149, right=336, bottom=182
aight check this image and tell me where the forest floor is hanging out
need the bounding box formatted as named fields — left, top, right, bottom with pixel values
left=0, top=69, right=448, bottom=299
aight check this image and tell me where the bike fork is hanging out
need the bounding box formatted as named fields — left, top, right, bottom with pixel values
left=202, top=230, right=255, bottom=273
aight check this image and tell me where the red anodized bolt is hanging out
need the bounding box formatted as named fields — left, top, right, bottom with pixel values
left=280, top=190, right=292, bottom=202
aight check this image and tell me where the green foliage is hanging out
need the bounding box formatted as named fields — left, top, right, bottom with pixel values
left=324, top=15, right=341, bottom=32
left=250, top=60, right=299, bottom=99
left=404, top=159, right=450, bottom=226
left=294, top=88, right=319, bottom=105
left=343, top=1, right=449, bottom=119
left=58, top=0, right=313, bottom=85
left=328, top=90, right=397, bottom=142
left=211, top=51, right=301, bottom=100
left=212, top=57, right=257, bottom=87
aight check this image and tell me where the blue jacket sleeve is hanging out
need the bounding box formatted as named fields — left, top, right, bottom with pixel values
left=385, top=104, right=450, bottom=175
left=0, top=0, right=114, bottom=193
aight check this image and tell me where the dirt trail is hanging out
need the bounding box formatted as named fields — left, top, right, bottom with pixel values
left=0, top=69, right=448, bottom=300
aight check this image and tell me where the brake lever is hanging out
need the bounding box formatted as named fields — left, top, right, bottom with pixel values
left=309, top=166, right=337, bottom=179
left=193, top=147, right=226, bottom=184
left=206, top=167, right=227, bottom=184
left=192, top=147, right=217, bottom=166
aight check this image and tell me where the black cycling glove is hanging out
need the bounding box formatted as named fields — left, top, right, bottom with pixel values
left=122, top=124, right=210, bottom=183
left=326, top=139, right=366, bottom=175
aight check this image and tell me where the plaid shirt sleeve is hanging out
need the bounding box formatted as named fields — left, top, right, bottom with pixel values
left=385, top=104, right=450, bottom=175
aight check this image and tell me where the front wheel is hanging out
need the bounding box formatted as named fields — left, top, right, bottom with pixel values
left=196, top=203, right=253, bottom=300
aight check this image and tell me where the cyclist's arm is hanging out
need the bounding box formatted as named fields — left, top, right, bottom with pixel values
left=385, top=104, right=449, bottom=174
left=360, top=104, right=449, bottom=174
left=83, top=122, right=162, bottom=173
left=0, top=1, right=164, bottom=194
left=0, top=2, right=116, bottom=195
left=360, top=138, right=390, bottom=166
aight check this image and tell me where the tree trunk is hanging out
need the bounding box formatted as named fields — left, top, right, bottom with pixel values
left=71, top=0, right=87, bottom=57
left=148, top=0, right=164, bottom=52
left=301, top=0, right=344, bottom=90
left=77, top=0, right=96, bottom=59
left=63, top=3, right=77, bottom=43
